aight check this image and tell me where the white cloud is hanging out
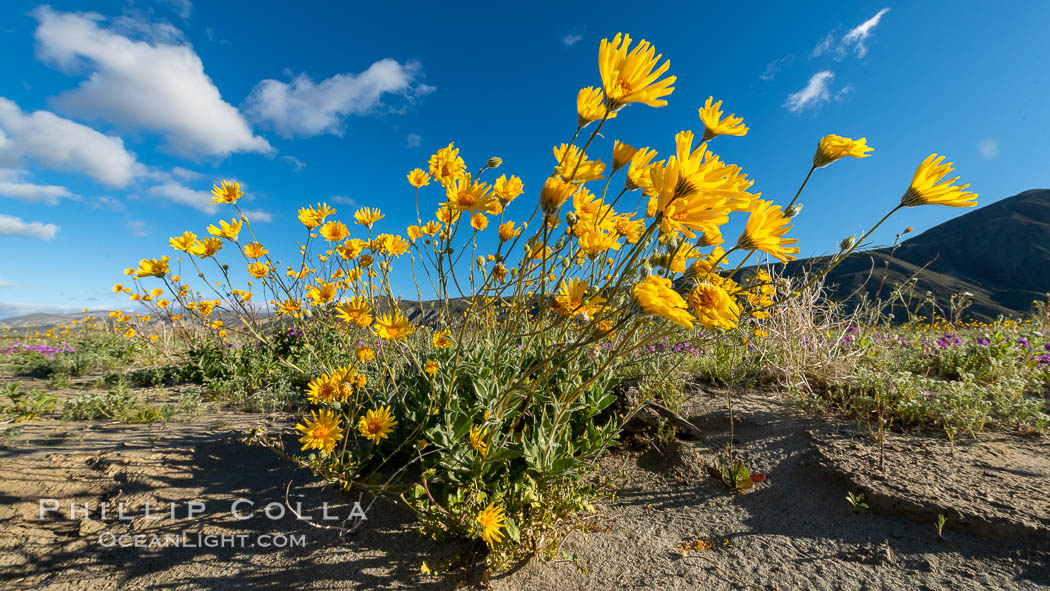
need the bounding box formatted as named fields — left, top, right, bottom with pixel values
left=759, top=55, right=793, bottom=81
left=148, top=180, right=272, bottom=221
left=171, top=166, right=203, bottom=181
left=281, top=155, right=306, bottom=172
left=127, top=220, right=148, bottom=237
left=785, top=71, right=835, bottom=113
left=812, top=33, right=835, bottom=57
left=0, top=170, right=80, bottom=205
left=33, top=7, right=271, bottom=158
left=148, top=180, right=218, bottom=214
left=330, top=195, right=357, bottom=206
left=978, top=138, right=999, bottom=160
left=0, top=280, right=15, bottom=288
left=0, top=97, right=138, bottom=186
left=406, top=133, right=422, bottom=148
left=0, top=213, right=59, bottom=240
left=562, top=26, right=586, bottom=47
left=0, top=180, right=78, bottom=205
left=841, top=8, right=890, bottom=58
left=244, top=59, right=434, bottom=138
left=91, top=195, right=124, bottom=211
left=241, top=209, right=272, bottom=223
left=158, top=0, right=193, bottom=19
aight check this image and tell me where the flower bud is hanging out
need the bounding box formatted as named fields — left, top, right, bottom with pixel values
left=566, top=212, right=579, bottom=227
left=839, top=234, right=857, bottom=251
left=487, top=157, right=502, bottom=169
left=784, top=203, right=803, bottom=218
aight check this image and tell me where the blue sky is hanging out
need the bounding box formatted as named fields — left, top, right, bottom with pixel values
left=1, top=0, right=1048, bottom=318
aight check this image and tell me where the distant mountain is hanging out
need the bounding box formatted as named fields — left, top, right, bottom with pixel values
left=0, top=311, right=107, bottom=329
left=772, top=189, right=1050, bottom=322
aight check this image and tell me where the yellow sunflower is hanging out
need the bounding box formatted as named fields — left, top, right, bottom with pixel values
left=296, top=409, right=344, bottom=456
left=357, top=406, right=397, bottom=444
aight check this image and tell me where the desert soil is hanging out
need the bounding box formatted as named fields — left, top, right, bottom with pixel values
left=1, top=375, right=1048, bottom=590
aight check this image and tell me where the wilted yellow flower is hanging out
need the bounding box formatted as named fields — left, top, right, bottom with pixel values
left=134, top=256, right=169, bottom=278
left=598, top=33, right=675, bottom=110
left=688, top=282, right=740, bottom=330
left=554, top=143, right=606, bottom=183
left=443, top=174, right=499, bottom=214
left=576, top=86, right=617, bottom=128
left=296, top=409, right=344, bottom=456
left=428, top=142, right=466, bottom=185
left=493, top=174, right=524, bottom=204
left=813, top=134, right=873, bottom=168
left=357, top=406, right=397, bottom=444
left=492, top=263, right=508, bottom=282
left=374, top=313, right=414, bottom=340
left=900, top=154, right=977, bottom=208
left=476, top=503, right=507, bottom=547
left=189, top=237, right=223, bottom=258
left=737, top=200, right=799, bottom=263
left=633, top=275, right=694, bottom=328
left=698, top=96, right=748, bottom=141
left=169, top=231, right=197, bottom=251
left=407, top=168, right=431, bottom=188
left=354, top=207, right=385, bottom=229
left=469, top=424, right=488, bottom=455
left=210, top=180, right=243, bottom=204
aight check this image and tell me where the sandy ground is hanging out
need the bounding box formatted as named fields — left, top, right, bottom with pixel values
left=1, top=377, right=1048, bottom=590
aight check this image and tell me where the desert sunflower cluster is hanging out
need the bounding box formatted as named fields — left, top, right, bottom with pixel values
left=117, top=32, right=975, bottom=568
